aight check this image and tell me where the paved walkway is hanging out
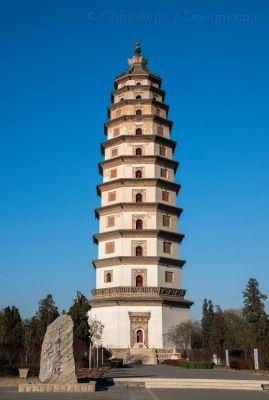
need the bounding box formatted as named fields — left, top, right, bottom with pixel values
left=104, top=364, right=269, bottom=380
left=1, top=366, right=268, bottom=399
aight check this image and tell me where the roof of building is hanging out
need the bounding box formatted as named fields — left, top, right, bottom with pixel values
left=115, top=42, right=161, bottom=83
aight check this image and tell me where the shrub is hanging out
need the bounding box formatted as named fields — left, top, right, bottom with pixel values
left=230, top=361, right=241, bottom=370
left=109, top=358, right=123, bottom=368
left=177, top=360, right=214, bottom=369
left=163, top=359, right=214, bottom=369
left=163, top=359, right=177, bottom=366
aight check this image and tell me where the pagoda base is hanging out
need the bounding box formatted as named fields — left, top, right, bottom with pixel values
left=88, top=301, right=190, bottom=349
left=111, top=347, right=158, bottom=365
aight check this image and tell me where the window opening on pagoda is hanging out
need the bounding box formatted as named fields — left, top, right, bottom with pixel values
left=136, top=95, right=142, bottom=99
left=163, top=241, right=171, bottom=254
left=165, top=271, right=173, bottom=283
left=136, top=193, right=142, bottom=203
left=120, top=98, right=124, bottom=101
left=136, top=275, right=143, bottom=287
left=136, top=219, right=143, bottom=230
left=135, top=170, right=142, bottom=179
left=135, top=246, right=143, bottom=257
left=105, top=272, right=112, bottom=283
left=136, top=128, right=142, bottom=135
left=136, top=82, right=141, bottom=85
left=136, top=109, right=142, bottom=115
left=135, top=147, right=142, bottom=156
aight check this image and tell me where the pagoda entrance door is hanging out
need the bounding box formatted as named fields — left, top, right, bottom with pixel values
left=136, top=329, right=143, bottom=343
left=129, top=312, right=151, bottom=347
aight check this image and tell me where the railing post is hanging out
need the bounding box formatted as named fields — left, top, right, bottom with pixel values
left=89, top=343, right=92, bottom=370
left=225, top=349, right=229, bottom=368
left=254, top=348, right=259, bottom=370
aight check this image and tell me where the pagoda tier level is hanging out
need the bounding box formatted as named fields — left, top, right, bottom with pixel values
left=88, top=43, right=193, bottom=349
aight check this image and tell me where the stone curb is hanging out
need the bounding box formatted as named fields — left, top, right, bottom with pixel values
left=18, top=383, right=96, bottom=393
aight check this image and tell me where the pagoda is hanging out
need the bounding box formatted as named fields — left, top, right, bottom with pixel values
left=88, top=43, right=193, bottom=350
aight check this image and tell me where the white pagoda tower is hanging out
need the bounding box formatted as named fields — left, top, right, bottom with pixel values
left=89, top=43, right=192, bottom=350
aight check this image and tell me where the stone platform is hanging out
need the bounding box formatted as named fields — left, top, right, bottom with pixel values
left=113, top=378, right=269, bottom=390
left=111, top=348, right=158, bottom=365
left=18, top=383, right=95, bottom=393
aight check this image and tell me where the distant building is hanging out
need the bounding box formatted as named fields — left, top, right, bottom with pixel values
left=88, top=43, right=193, bottom=350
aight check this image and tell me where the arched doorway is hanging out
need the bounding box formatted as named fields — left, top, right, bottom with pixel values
left=136, top=329, right=143, bottom=343
left=135, top=193, right=142, bottom=203
left=135, top=128, right=142, bottom=135
left=135, top=170, right=142, bottom=179
left=135, top=246, right=143, bottom=257
left=136, top=274, right=143, bottom=287
left=135, top=147, right=142, bottom=156
left=129, top=313, right=150, bottom=347
left=135, top=219, right=143, bottom=230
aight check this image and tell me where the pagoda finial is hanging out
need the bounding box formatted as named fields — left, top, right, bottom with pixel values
left=128, top=42, right=148, bottom=72
left=134, top=42, right=141, bottom=56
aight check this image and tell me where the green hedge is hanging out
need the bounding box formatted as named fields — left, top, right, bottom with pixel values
left=109, top=358, right=123, bottom=368
left=163, top=359, right=214, bottom=369
left=177, top=360, right=214, bottom=369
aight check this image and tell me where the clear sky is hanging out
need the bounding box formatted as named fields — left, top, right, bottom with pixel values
left=0, top=0, right=268, bottom=320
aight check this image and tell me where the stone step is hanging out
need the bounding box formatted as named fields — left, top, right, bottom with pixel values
left=156, top=353, right=180, bottom=357
left=155, top=349, right=181, bottom=364
left=155, top=348, right=174, bottom=350
left=130, top=348, right=157, bottom=365
left=113, top=378, right=269, bottom=391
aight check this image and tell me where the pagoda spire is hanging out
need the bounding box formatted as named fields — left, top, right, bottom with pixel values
left=128, top=42, right=148, bottom=73
left=134, top=42, right=142, bottom=56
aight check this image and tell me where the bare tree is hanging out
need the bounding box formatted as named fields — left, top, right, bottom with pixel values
left=166, top=320, right=202, bottom=351
left=88, top=317, right=104, bottom=346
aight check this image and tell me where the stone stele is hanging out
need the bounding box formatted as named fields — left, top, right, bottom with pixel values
left=39, top=314, right=77, bottom=384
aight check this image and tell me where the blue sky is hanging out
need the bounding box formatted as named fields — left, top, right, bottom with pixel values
left=0, top=0, right=268, bottom=319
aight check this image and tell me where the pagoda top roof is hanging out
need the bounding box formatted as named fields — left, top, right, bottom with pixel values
left=115, top=42, right=161, bottom=83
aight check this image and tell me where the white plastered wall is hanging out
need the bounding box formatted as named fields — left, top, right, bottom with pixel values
left=88, top=304, right=163, bottom=348
left=101, top=186, right=177, bottom=207
left=106, top=121, right=170, bottom=140
left=99, top=210, right=178, bottom=233
left=95, top=264, right=181, bottom=288
left=104, top=142, right=173, bottom=160
left=117, top=78, right=151, bottom=89
left=98, top=237, right=179, bottom=259
left=88, top=302, right=189, bottom=348
left=162, top=305, right=190, bottom=347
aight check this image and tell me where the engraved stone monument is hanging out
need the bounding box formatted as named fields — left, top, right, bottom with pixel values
left=39, top=314, right=77, bottom=384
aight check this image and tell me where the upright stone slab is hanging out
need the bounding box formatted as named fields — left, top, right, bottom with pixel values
left=39, top=314, right=77, bottom=384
